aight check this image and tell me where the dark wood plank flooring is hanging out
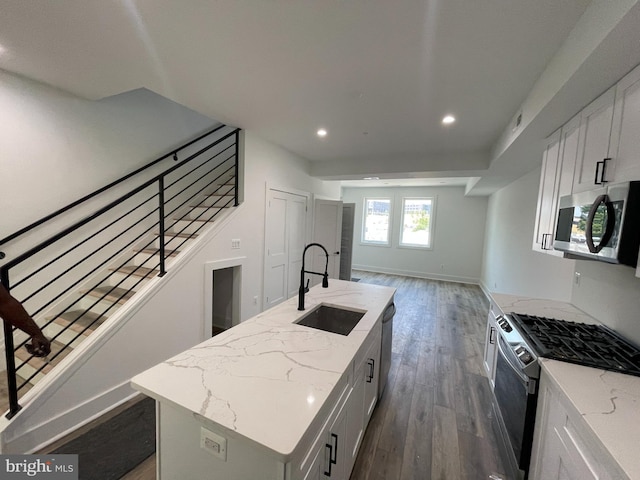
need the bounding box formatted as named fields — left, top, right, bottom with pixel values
left=349, top=271, right=507, bottom=480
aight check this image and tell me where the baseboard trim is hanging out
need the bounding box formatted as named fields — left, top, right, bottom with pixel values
left=352, top=265, right=480, bottom=285
left=2, top=380, right=139, bottom=454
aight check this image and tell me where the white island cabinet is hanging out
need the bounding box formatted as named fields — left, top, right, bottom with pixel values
left=131, top=280, right=395, bottom=480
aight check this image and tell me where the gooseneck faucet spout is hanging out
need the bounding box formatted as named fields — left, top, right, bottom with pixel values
left=298, top=243, right=330, bottom=311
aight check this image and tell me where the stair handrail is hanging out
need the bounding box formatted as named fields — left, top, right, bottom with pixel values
left=1, top=128, right=239, bottom=271
left=0, top=124, right=228, bottom=256
left=1, top=124, right=241, bottom=418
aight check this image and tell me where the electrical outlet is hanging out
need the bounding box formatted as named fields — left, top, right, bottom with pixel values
left=231, top=239, right=241, bottom=249
left=201, top=427, right=227, bottom=461
left=574, top=272, right=581, bottom=286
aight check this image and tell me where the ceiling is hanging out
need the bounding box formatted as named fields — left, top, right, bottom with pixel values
left=0, top=0, right=620, bottom=192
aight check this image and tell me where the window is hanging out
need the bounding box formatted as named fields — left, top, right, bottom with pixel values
left=362, top=198, right=391, bottom=245
left=400, top=197, right=434, bottom=248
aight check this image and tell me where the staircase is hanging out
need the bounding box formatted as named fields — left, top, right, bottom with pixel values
left=0, top=126, right=241, bottom=417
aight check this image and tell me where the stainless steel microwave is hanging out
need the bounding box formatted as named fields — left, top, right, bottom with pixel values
left=553, top=181, right=640, bottom=265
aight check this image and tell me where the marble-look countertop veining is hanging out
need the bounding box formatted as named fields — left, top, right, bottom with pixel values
left=489, top=292, right=639, bottom=479
left=490, top=292, right=597, bottom=324
left=131, top=279, right=395, bottom=460
left=541, top=359, right=640, bottom=479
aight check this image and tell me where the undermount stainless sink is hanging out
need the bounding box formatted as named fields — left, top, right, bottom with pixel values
left=295, top=305, right=366, bottom=336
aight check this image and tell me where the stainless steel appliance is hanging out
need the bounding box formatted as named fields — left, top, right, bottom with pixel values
left=493, top=312, right=640, bottom=479
left=554, top=181, right=640, bottom=265
left=378, top=301, right=395, bottom=399
left=493, top=314, right=540, bottom=480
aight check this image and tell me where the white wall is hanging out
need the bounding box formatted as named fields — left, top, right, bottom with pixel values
left=572, top=260, right=640, bottom=347
left=480, top=167, right=575, bottom=300
left=0, top=70, right=218, bottom=240
left=341, top=186, right=488, bottom=284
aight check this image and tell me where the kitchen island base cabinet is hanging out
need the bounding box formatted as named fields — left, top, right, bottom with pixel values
left=131, top=281, right=395, bottom=480
left=153, top=321, right=384, bottom=480
left=157, top=401, right=289, bottom=480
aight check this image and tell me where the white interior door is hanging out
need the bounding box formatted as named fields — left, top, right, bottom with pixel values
left=312, top=199, right=343, bottom=285
left=264, top=189, right=308, bottom=308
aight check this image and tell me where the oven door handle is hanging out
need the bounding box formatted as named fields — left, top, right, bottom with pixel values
left=497, top=337, right=530, bottom=385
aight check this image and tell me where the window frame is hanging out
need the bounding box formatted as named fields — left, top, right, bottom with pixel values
left=361, top=197, right=392, bottom=246
left=398, top=196, right=435, bottom=250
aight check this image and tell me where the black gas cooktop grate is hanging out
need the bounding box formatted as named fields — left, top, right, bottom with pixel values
left=509, top=313, right=640, bottom=377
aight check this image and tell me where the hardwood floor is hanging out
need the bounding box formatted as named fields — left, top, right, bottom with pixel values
left=7, top=271, right=510, bottom=479
left=348, top=271, right=508, bottom=480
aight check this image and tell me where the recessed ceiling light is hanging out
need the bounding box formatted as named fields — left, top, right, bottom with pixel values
left=363, top=176, right=380, bottom=180
left=442, top=115, right=456, bottom=125
left=317, top=128, right=328, bottom=137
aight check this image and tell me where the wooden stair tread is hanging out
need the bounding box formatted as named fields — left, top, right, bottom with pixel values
left=15, top=341, right=70, bottom=374
left=53, top=310, right=108, bottom=334
left=173, top=217, right=214, bottom=223
left=155, top=231, right=198, bottom=239
left=114, top=265, right=159, bottom=278
left=135, top=248, right=180, bottom=257
left=84, top=286, right=136, bottom=305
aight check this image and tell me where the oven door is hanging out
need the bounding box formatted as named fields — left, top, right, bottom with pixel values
left=494, top=335, right=538, bottom=477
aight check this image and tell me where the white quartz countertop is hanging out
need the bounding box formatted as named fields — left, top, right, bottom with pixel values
left=489, top=292, right=640, bottom=479
left=540, top=359, right=640, bottom=479
left=490, top=292, right=597, bottom=324
left=131, top=279, right=395, bottom=460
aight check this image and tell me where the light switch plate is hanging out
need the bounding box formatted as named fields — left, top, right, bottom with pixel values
left=200, top=427, right=227, bottom=461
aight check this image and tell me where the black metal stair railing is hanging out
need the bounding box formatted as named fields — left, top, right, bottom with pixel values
left=0, top=125, right=241, bottom=418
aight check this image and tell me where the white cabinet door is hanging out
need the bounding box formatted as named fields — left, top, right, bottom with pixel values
left=557, top=113, right=581, bottom=198
left=610, top=63, right=640, bottom=183
left=483, top=306, right=499, bottom=388
left=530, top=381, right=598, bottom=480
left=302, top=445, right=323, bottom=480
left=363, top=337, right=381, bottom=426
left=345, top=370, right=364, bottom=477
left=533, top=129, right=561, bottom=253
left=324, top=397, right=348, bottom=480
left=572, top=87, right=616, bottom=193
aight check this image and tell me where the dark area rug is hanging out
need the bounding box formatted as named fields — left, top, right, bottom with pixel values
left=52, top=397, right=155, bottom=480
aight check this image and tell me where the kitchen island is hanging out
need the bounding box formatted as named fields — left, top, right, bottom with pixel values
left=131, top=279, right=395, bottom=480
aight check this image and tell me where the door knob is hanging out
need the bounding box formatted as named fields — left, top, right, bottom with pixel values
left=334, top=251, right=340, bottom=255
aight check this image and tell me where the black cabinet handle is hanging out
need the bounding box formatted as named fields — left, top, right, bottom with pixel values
left=330, top=433, right=338, bottom=465
left=595, top=158, right=610, bottom=185
left=366, top=359, right=375, bottom=382
left=324, top=442, right=333, bottom=476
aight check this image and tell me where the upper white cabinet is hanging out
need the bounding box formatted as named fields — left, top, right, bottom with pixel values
left=609, top=63, right=640, bottom=183
left=573, top=86, right=616, bottom=193
left=533, top=129, right=561, bottom=254
left=533, top=62, right=640, bottom=258
left=532, top=114, right=580, bottom=257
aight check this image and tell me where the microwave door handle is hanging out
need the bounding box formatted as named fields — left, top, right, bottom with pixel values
left=585, top=194, right=616, bottom=253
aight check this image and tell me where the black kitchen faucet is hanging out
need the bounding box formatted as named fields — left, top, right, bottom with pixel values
left=298, top=243, right=329, bottom=311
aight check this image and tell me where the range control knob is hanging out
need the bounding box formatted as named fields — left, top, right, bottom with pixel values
left=515, top=346, right=533, bottom=365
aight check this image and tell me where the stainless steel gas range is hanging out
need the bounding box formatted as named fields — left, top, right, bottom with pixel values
left=492, top=312, right=640, bottom=480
